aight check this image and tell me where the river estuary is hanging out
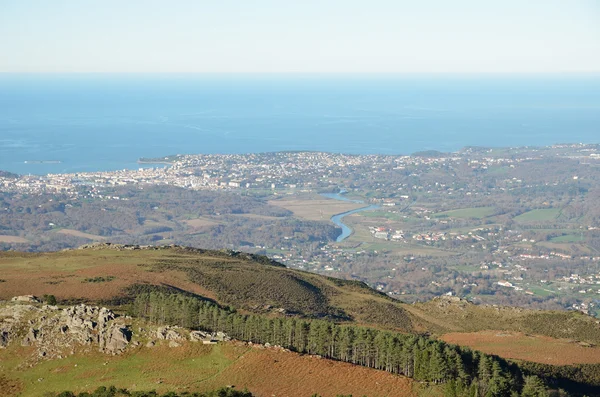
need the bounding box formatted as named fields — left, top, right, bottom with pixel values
left=320, top=191, right=380, bottom=242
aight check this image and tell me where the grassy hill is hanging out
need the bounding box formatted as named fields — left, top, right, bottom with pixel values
left=408, top=296, right=600, bottom=345
left=0, top=313, right=416, bottom=397
left=0, top=244, right=415, bottom=332
left=3, top=243, right=600, bottom=366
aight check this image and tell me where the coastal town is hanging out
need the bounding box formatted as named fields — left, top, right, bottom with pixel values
left=3, top=143, right=599, bottom=197
left=2, top=143, right=600, bottom=315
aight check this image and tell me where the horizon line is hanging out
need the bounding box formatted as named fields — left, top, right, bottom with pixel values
left=1, top=71, right=599, bottom=79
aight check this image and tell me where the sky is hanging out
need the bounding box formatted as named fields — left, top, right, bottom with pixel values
left=0, top=0, right=599, bottom=74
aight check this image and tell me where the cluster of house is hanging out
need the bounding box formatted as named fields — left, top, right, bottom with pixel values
left=368, top=227, right=405, bottom=240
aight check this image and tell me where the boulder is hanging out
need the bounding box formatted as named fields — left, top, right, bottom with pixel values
left=0, top=330, right=10, bottom=348
left=214, top=331, right=231, bottom=341
left=98, top=307, right=115, bottom=327
left=156, top=326, right=183, bottom=341
left=189, top=330, right=211, bottom=342
left=21, top=328, right=39, bottom=346
left=11, top=295, right=40, bottom=303
left=100, top=324, right=131, bottom=354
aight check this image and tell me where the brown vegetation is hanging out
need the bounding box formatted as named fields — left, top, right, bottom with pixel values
left=0, top=235, right=29, bottom=243
left=183, top=217, right=220, bottom=229
left=57, top=229, right=106, bottom=240
left=0, top=250, right=216, bottom=302
left=441, top=330, right=600, bottom=365
left=0, top=374, right=23, bottom=397
left=202, top=343, right=416, bottom=397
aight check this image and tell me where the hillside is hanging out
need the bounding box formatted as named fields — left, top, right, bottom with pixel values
left=0, top=244, right=416, bottom=332
left=2, top=244, right=600, bottom=366
left=0, top=301, right=416, bottom=397
left=408, top=296, right=600, bottom=345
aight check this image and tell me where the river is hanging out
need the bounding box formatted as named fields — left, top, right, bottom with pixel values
left=320, top=191, right=380, bottom=242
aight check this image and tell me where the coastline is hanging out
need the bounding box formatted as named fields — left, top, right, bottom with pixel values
left=137, top=160, right=174, bottom=165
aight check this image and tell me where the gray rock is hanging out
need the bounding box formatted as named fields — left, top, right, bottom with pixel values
left=214, top=331, right=231, bottom=341
left=100, top=325, right=131, bottom=354
left=0, top=330, right=9, bottom=348
left=11, top=295, right=40, bottom=303
left=189, top=330, right=211, bottom=342
left=22, top=328, right=39, bottom=346
left=156, top=326, right=183, bottom=341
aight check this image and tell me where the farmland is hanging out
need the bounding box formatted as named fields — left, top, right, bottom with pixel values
left=432, top=207, right=496, bottom=219
left=268, top=196, right=364, bottom=221
left=514, top=208, right=561, bottom=222
left=57, top=229, right=106, bottom=241
left=184, top=217, right=221, bottom=228
left=0, top=235, right=29, bottom=243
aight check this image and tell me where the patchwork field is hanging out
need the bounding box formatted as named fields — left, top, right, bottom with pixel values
left=57, top=229, right=106, bottom=240
left=440, top=330, right=600, bottom=365
left=536, top=241, right=591, bottom=254
left=184, top=217, right=220, bottom=228
left=229, top=213, right=285, bottom=220
left=550, top=234, right=586, bottom=243
left=514, top=208, right=561, bottom=222
left=432, top=207, right=496, bottom=219
left=0, top=341, right=416, bottom=397
left=269, top=197, right=364, bottom=221
left=0, top=235, right=29, bottom=243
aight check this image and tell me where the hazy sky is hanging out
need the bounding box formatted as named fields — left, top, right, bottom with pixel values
left=1, top=0, right=599, bottom=73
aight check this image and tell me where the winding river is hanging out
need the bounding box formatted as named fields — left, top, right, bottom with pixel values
left=320, top=191, right=380, bottom=242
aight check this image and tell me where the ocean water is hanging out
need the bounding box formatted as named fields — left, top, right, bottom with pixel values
left=0, top=74, right=599, bottom=175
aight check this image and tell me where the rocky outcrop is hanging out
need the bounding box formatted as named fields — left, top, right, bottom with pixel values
left=189, top=330, right=231, bottom=344
left=0, top=299, right=132, bottom=360
left=11, top=295, right=40, bottom=303
left=99, top=324, right=131, bottom=354
left=21, top=328, right=39, bottom=346
left=0, top=304, right=40, bottom=349
left=189, top=330, right=211, bottom=342
left=156, top=326, right=184, bottom=341
left=0, top=330, right=9, bottom=348
left=1, top=297, right=232, bottom=364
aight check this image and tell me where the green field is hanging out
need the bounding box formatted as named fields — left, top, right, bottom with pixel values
left=550, top=234, right=586, bottom=243
left=514, top=208, right=561, bottom=222
left=0, top=342, right=244, bottom=397
left=452, top=264, right=483, bottom=273
left=486, top=166, right=511, bottom=175
left=359, top=211, right=405, bottom=220
left=527, top=285, right=555, bottom=297
left=433, top=207, right=496, bottom=219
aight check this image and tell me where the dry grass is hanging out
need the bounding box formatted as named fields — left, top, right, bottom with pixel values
left=0, top=250, right=217, bottom=301
left=0, top=247, right=415, bottom=331
left=536, top=241, right=591, bottom=254
left=440, top=330, right=600, bottom=365
left=0, top=340, right=415, bottom=397
left=57, top=229, right=106, bottom=240
left=229, top=213, right=285, bottom=220
left=202, top=344, right=416, bottom=397
left=269, top=197, right=364, bottom=221
left=0, top=235, right=29, bottom=243
left=184, top=217, right=220, bottom=228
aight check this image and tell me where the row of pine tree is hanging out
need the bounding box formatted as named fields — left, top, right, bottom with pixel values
left=131, top=292, right=551, bottom=397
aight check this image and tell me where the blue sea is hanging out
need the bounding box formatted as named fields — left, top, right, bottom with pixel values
left=0, top=74, right=599, bottom=175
